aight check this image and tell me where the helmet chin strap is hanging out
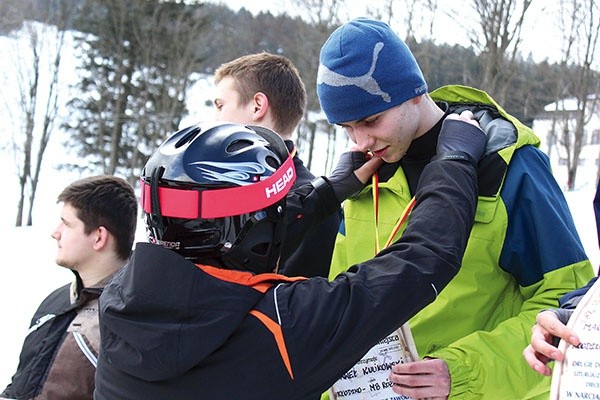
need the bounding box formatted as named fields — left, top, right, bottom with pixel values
left=220, top=202, right=287, bottom=275
left=271, top=207, right=287, bottom=274
left=149, top=166, right=166, bottom=242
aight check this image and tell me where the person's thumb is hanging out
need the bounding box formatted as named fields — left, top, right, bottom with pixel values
left=354, top=157, right=384, bottom=184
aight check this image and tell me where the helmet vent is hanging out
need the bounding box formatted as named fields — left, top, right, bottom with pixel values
left=174, top=125, right=202, bottom=148
left=265, top=155, right=279, bottom=169
left=227, top=139, right=253, bottom=153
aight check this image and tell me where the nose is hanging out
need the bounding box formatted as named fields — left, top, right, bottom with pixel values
left=352, top=128, right=375, bottom=152
left=51, top=227, right=60, bottom=240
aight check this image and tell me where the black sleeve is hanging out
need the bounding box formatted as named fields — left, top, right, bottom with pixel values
left=559, top=276, right=597, bottom=309
left=278, top=208, right=340, bottom=278
left=281, top=176, right=341, bottom=253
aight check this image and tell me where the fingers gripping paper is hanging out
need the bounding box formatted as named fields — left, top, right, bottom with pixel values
left=550, top=278, right=600, bottom=400
left=328, top=323, right=419, bottom=400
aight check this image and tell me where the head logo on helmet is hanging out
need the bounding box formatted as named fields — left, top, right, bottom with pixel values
left=140, top=122, right=297, bottom=274
left=265, top=166, right=295, bottom=199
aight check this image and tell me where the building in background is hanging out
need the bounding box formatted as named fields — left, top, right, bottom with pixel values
left=533, top=95, right=600, bottom=191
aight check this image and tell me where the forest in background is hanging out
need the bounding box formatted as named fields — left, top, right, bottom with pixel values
left=1, top=0, right=599, bottom=225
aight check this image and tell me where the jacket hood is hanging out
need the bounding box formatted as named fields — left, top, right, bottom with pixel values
left=99, top=242, right=267, bottom=381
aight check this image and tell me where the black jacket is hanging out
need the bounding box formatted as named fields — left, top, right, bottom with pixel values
left=95, top=157, right=477, bottom=400
left=2, top=276, right=104, bottom=400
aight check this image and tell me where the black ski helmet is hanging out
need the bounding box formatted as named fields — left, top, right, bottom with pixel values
left=140, top=121, right=296, bottom=274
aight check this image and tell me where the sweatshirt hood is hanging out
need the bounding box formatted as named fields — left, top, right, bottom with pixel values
left=99, top=242, right=272, bottom=381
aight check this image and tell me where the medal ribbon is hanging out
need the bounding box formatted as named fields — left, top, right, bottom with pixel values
left=372, top=172, right=416, bottom=254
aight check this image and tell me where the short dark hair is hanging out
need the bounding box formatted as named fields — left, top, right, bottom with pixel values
left=57, top=175, right=138, bottom=260
left=214, top=52, right=307, bottom=136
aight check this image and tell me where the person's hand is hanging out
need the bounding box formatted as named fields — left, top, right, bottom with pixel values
left=327, top=148, right=384, bottom=202
left=437, top=110, right=486, bottom=163
left=446, top=110, right=481, bottom=127
left=523, top=310, right=580, bottom=376
left=388, top=358, right=450, bottom=400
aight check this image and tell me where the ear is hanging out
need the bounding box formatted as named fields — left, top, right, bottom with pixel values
left=92, top=226, right=110, bottom=251
left=252, top=92, right=269, bottom=120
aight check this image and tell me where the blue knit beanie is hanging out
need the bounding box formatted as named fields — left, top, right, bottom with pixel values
left=317, top=18, right=428, bottom=124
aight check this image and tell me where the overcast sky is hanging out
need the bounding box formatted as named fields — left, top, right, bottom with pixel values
left=210, top=0, right=565, bottom=63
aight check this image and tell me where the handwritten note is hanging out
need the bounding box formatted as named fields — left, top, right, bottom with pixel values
left=550, top=278, right=600, bottom=400
left=329, top=324, right=418, bottom=400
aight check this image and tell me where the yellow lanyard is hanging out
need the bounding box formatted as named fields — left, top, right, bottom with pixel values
left=372, top=172, right=416, bottom=254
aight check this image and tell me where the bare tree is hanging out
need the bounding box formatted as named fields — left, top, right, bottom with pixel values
left=551, top=0, right=600, bottom=190
left=366, top=0, right=439, bottom=41
left=452, top=0, right=534, bottom=103
left=287, top=0, right=346, bottom=27
left=5, top=0, right=73, bottom=226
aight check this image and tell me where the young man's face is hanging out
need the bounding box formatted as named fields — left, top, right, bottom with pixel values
left=213, top=76, right=255, bottom=125
left=338, top=98, right=422, bottom=163
left=51, top=203, right=98, bottom=270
